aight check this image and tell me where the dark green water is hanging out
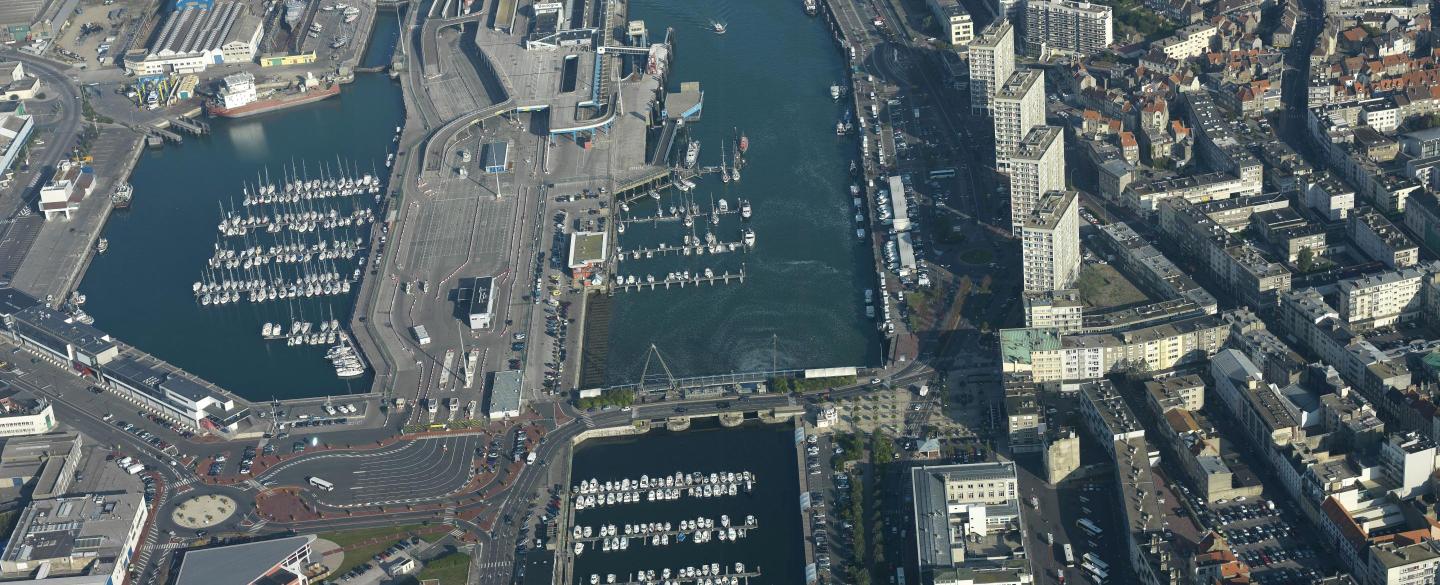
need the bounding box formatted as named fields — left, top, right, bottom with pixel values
left=569, top=422, right=804, bottom=584
left=603, top=0, right=881, bottom=383
left=77, top=11, right=405, bottom=400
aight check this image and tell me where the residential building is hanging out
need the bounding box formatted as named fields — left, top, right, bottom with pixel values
left=1024, top=289, right=1084, bottom=332
left=1305, top=172, right=1355, bottom=221
left=928, top=0, right=974, bottom=46
left=999, top=312, right=1232, bottom=382
left=1023, top=0, right=1112, bottom=57
left=1349, top=210, right=1418, bottom=269
left=1335, top=265, right=1432, bottom=330
left=969, top=21, right=1016, bottom=115
left=1154, top=23, right=1219, bottom=60
left=1009, top=126, right=1065, bottom=235
left=994, top=69, right=1046, bottom=171
left=1021, top=191, right=1080, bottom=292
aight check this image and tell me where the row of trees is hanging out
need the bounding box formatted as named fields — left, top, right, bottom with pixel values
left=576, top=388, right=635, bottom=410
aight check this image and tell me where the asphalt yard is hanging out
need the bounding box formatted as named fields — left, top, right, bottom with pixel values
left=258, top=435, right=482, bottom=507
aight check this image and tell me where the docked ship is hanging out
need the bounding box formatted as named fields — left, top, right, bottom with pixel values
left=684, top=140, right=700, bottom=168
left=111, top=183, right=133, bottom=209
left=804, top=0, right=819, bottom=15
left=207, top=72, right=339, bottom=119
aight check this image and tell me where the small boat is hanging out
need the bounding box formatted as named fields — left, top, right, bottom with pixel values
left=95, top=238, right=109, bottom=254
left=744, top=228, right=756, bottom=248
left=685, top=140, right=700, bottom=168
left=711, top=20, right=727, bottom=34
left=831, top=84, right=841, bottom=100
left=739, top=134, right=749, bottom=153
left=740, top=200, right=752, bottom=219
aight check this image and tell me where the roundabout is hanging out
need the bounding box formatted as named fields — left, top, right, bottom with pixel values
left=170, top=494, right=237, bottom=529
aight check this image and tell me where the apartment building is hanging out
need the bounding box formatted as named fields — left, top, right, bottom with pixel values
left=1009, top=126, right=1065, bottom=235
left=994, top=69, right=1046, bottom=171
left=969, top=21, right=1016, bottom=115
left=1023, top=0, right=1113, bottom=57
left=1022, top=191, right=1080, bottom=292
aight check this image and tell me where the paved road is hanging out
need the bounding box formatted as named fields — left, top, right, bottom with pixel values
left=0, top=50, right=82, bottom=283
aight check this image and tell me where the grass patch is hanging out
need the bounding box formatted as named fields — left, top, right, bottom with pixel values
left=959, top=248, right=993, bottom=265
left=321, top=524, right=429, bottom=575
left=1075, top=264, right=1148, bottom=309
left=414, top=550, right=470, bottom=585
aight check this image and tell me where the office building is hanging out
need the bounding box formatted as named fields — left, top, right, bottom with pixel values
left=0, top=488, right=147, bottom=585
left=1022, top=191, right=1080, bottom=292
left=174, top=535, right=318, bottom=585
left=0, top=432, right=82, bottom=499
left=0, top=387, right=54, bottom=437
left=1009, top=126, right=1065, bottom=236
left=0, top=101, right=32, bottom=178
left=1023, top=0, right=1113, bottom=57
left=969, top=21, right=1015, bottom=115
left=488, top=370, right=523, bottom=419
left=912, top=462, right=1022, bottom=572
left=460, top=276, right=495, bottom=330
left=993, top=69, right=1046, bottom=171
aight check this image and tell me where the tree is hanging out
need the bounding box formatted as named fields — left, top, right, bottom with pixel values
left=1297, top=246, right=1315, bottom=273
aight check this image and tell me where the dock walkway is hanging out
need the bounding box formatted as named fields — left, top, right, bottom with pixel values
left=610, top=268, right=745, bottom=293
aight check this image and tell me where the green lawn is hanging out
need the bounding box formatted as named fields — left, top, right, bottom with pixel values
left=414, top=551, right=471, bottom=585
left=1075, top=264, right=1149, bottom=309
left=959, top=248, right=993, bottom=265
left=320, top=524, right=430, bottom=576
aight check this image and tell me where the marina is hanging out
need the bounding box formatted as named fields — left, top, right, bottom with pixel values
left=565, top=422, right=802, bottom=585
left=77, top=62, right=404, bottom=398
left=599, top=0, right=880, bottom=382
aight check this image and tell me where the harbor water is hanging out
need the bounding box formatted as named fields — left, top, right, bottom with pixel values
left=76, top=10, right=405, bottom=400
left=604, top=0, right=881, bottom=383
left=568, top=421, right=804, bottom=584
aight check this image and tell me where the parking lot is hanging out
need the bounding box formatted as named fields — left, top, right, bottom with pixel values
left=258, top=434, right=482, bottom=507
left=52, top=0, right=136, bottom=67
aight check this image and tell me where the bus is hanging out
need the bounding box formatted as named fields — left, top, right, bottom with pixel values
left=1082, top=563, right=1108, bottom=583
left=308, top=476, right=335, bottom=492
left=1076, top=518, right=1102, bottom=538
left=929, top=168, right=957, bottom=180
left=1061, top=543, right=1075, bottom=566
left=896, top=568, right=906, bottom=585
left=1082, top=553, right=1109, bottom=573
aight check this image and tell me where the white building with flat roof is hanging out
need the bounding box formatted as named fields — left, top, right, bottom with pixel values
left=1022, top=191, right=1080, bottom=292
left=993, top=69, right=1045, bottom=172
left=488, top=370, right=523, bottom=419
left=969, top=21, right=1015, bottom=115
left=1009, top=126, right=1065, bottom=236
